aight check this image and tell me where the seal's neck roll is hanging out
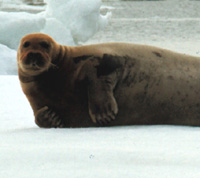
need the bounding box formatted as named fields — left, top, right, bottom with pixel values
left=52, top=44, right=74, bottom=70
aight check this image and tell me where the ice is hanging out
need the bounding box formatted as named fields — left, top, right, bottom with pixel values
left=0, top=44, right=17, bottom=75
left=0, top=11, right=45, bottom=49
left=1, top=0, right=22, bottom=6
left=44, top=0, right=111, bottom=44
left=1, top=0, right=200, bottom=177
left=0, top=0, right=110, bottom=50
left=1, top=77, right=200, bottom=178
left=0, top=0, right=110, bottom=74
left=40, top=18, right=75, bottom=46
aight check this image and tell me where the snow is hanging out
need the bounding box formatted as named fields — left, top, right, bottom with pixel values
left=1, top=0, right=200, bottom=177
left=0, top=11, right=46, bottom=49
left=1, top=77, right=200, bottom=178
left=44, top=0, right=111, bottom=43
left=0, top=44, right=17, bottom=75
left=0, top=0, right=110, bottom=49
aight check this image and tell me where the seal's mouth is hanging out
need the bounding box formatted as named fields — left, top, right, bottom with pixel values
left=24, top=65, right=41, bottom=71
left=24, top=52, right=46, bottom=68
left=19, top=51, right=51, bottom=75
left=21, top=51, right=50, bottom=70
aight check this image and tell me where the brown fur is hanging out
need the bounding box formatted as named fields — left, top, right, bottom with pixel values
left=18, top=33, right=200, bottom=128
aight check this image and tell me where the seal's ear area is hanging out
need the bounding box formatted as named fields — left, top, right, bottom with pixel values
left=96, top=54, right=123, bottom=77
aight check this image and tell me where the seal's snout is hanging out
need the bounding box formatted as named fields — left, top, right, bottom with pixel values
left=27, top=52, right=42, bottom=59
left=25, top=52, right=45, bottom=67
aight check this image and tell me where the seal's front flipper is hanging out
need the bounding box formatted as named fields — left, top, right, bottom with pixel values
left=35, top=106, right=64, bottom=128
left=75, top=54, right=124, bottom=125
left=87, top=54, right=124, bottom=125
left=88, top=79, right=118, bottom=124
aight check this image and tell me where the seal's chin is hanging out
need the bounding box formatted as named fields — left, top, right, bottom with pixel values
left=23, top=65, right=43, bottom=71
left=19, top=63, right=49, bottom=76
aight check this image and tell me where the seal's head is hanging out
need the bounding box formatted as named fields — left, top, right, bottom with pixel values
left=17, top=33, right=59, bottom=76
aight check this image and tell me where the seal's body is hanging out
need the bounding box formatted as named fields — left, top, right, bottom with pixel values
left=17, top=33, right=200, bottom=128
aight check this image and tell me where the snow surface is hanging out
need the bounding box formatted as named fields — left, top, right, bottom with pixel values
left=1, top=77, right=200, bottom=178
left=1, top=0, right=200, bottom=177
left=0, top=44, right=17, bottom=75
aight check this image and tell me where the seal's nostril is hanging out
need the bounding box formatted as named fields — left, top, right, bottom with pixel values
left=27, top=52, right=42, bottom=59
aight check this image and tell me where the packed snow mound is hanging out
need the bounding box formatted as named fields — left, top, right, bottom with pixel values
left=0, top=12, right=45, bottom=50
left=0, top=0, right=110, bottom=50
left=44, top=0, right=111, bottom=43
left=40, top=18, right=75, bottom=46
left=0, top=44, right=17, bottom=75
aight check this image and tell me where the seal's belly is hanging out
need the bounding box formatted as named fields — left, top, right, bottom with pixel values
left=113, top=56, right=200, bottom=126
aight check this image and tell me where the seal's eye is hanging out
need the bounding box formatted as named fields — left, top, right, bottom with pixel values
left=23, top=41, right=30, bottom=48
left=40, top=42, right=50, bottom=49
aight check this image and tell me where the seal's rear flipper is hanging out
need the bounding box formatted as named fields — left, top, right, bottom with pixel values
left=35, top=106, right=64, bottom=128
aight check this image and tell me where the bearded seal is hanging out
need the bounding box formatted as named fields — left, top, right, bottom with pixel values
left=17, top=33, right=200, bottom=128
